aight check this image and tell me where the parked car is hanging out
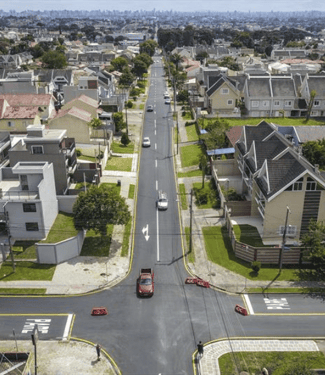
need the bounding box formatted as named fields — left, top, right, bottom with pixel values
left=137, top=268, right=154, bottom=297
left=157, top=190, right=168, bottom=210
left=142, top=137, right=151, bottom=147
left=147, top=105, right=154, bottom=112
left=165, top=98, right=171, bottom=104
left=164, top=93, right=170, bottom=99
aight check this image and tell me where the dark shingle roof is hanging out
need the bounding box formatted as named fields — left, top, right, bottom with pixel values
left=247, top=77, right=271, bottom=97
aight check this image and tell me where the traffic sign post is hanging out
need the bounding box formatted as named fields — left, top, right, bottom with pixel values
left=31, top=325, right=39, bottom=375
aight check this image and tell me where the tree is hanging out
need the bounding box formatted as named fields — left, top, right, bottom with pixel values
left=306, top=89, right=317, bottom=122
left=121, top=132, right=130, bottom=146
left=132, top=59, right=148, bottom=78
left=73, top=185, right=130, bottom=236
left=119, top=68, right=135, bottom=87
left=110, top=57, right=128, bottom=72
left=170, top=53, right=183, bottom=71
left=113, top=112, right=125, bottom=132
left=139, top=39, right=158, bottom=57
left=302, top=139, right=325, bottom=169
left=301, top=219, right=325, bottom=277
left=88, top=118, right=102, bottom=129
left=202, top=118, right=230, bottom=150
left=199, top=154, right=208, bottom=188
left=41, top=50, right=67, bottom=69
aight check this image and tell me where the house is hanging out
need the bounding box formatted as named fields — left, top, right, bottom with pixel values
left=8, top=125, right=77, bottom=195
left=48, top=106, right=93, bottom=144
left=205, top=75, right=241, bottom=116
left=243, top=74, right=304, bottom=117
left=62, top=94, right=101, bottom=118
left=300, top=74, right=325, bottom=117
left=0, top=93, right=56, bottom=123
left=0, top=161, right=58, bottom=241
left=63, top=76, right=99, bottom=103
left=213, top=120, right=325, bottom=245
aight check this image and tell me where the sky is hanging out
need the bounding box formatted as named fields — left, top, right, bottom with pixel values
left=2, top=0, right=325, bottom=13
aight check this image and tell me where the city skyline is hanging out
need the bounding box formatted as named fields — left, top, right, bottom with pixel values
left=2, top=0, right=325, bottom=14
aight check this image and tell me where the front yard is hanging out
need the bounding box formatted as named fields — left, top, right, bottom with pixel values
left=105, top=156, right=132, bottom=171
left=180, top=144, right=203, bottom=168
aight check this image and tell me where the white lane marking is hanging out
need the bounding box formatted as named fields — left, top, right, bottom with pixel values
left=142, top=225, right=150, bottom=241
left=264, top=297, right=290, bottom=310
left=155, top=143, right=157, bottom=150
left=156, top=207, right=160, bottom=262
left=62, top=314, right=74, bottom=341
left=155, top=130, right=156, bottom=136
left=22, top=318, right=51, bottom=334
left=243, top=294, right=254, bottom=315
left=155, top=159, right=157, bottom=168
left=154, top=119, right=156, bottom=127
left=156, top=180, right=158, bottom=190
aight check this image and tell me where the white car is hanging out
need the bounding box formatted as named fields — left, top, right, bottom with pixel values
left=164, top=92, right=170, bottom=99
left=142, top=137, right=151, bottom=147
left=157, top=190, right=168, bottom=210
left=165, top=98, right=171, bottom=104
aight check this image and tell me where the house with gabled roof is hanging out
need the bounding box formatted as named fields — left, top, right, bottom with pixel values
left=300, top=74, right=325, bottom=117
left=213, top=120, right=325, bottom=245
left=205, top=74, right=241, bottom=116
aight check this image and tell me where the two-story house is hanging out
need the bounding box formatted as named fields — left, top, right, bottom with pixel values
left=0, top=161, right=58, bottom=241
left=300, top=74, right=325, bottom=117
left=8, top=125, right=77, bottom=195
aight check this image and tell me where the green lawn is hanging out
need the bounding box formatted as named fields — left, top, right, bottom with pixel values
left=180, top=144, right=203, bottom=168
left=0, top=288, right=46, bottom=295
left=182, top=112, right=193, bottom=120
left=202, top=226, right=299, bottom=281
left=178, top=169, right=202, bottom=178
left=111, top=141, right=135, bottom=154
left=78, top=155, right=97, bottom=162
left=80, top=225, right=114, bottom=256
left=178, top=183, right=188, bottom=210
left=128, top=184, right=135, bottom=199
left=41, top=212, right=78, bottom=244
left=219, top=351, right=325, bottom=375
left=105, top=156, right=132, bottom=171
left=233, top=224, right=266, bottom=247
left=0, top=262, right=56, bottom=281
left=74, top=182, right=92, bottom=190
left=185, top=124, right=199, bottom=142
left=121, top=221, right=132, bottom=257
left=200, top=117, right=325, bottom=128
left=12, top=241, right=37, bottom=259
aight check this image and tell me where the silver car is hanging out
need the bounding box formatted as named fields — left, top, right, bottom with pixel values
left=157, top=190, right=168, bottom=210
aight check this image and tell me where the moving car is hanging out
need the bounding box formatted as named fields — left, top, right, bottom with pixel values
left=137, top=268, right=154, bottom=297
left=147, top=105, right=154, bottom=112
left=165, top=98, right=171, bottom=104
left=142, top=137, right=151, bottom=147
left=157, top=190, right=168, bottom=210
left=164, top=92, right=170, bottom=99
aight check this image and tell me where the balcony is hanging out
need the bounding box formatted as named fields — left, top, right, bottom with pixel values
left=0, top=180, right=39, bottom=201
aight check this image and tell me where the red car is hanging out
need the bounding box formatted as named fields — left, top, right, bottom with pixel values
left=137, top=268, right=154, bottom=297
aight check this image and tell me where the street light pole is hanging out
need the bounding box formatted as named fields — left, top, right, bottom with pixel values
left=189, top=189, right=193, bottom=253
left=279, top=206, right=291, bottom=270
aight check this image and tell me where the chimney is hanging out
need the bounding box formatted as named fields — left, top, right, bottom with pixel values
left=315, top=164, right=320, bottom=174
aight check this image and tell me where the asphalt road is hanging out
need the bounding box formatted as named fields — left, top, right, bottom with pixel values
left=1, top=56, right=325, bottom=375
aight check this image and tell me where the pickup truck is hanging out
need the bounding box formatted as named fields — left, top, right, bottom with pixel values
left=137, top=268, right=154, bottom=297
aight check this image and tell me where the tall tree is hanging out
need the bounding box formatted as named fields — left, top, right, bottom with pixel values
left=73, top=185, right=130, bottom=236
left=41, top=50, right=67, bottom=69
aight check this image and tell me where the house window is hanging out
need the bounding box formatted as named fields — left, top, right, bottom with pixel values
left=20, top=174, right=29, bottom=191
left=262, top=100, right=269, bottom=107
left=284, top=100, right=292, bottom=107
left=274, top=100, right=280, bottom=106
left=23, top=203, right=36, bottom=213
left=227, top=99, right=233, bottom=105
left=31, top=146, right=44, bottom=155
left=285, top=177, right=303, bottom=191
left=314, top=100, right=320, bottom=106
left=221, top=88, right=229, bottom=94
left=279, top=225, right=297, bottom=236
left=7, top=121, right=14, bottom=127
left=25, top=222, right=39, bottom=231
left=252, top=101, right=259, bottom=107
left=306, top=177, right=317, bottom=191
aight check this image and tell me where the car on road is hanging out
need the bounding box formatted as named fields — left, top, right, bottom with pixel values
left=165, top=98, right=171, bottom=104
left=137, top=268, right=154, bottom=297
left=157, top=190, right=168, bottom=210
left=142, top=137, right=151, bottom=147
left=147, top=105, right=154, bottom=112
left=164, top=92, right=170, bottom=99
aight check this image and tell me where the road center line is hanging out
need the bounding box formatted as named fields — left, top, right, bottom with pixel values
left=243, top=294, right=254, bottom=315
left=156, top=180, right=158, bottom=190
left=155, top=159, right=157, bottom=168
left=155, top=143, right=157, bottom=150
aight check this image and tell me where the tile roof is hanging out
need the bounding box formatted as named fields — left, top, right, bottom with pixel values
left=51, top=107, right=92, bottom=123
left=226, top=126, right=243, bottom=147
left=67, top=94, right=98, bottom=108
left=294, top=126, right=325, bottom=143
left=306, top=76, right=325, bottom=96
left=271, top=77, right=296, bottom=97
left=0, top=94, right=54, bottom=106
left=2, top=106, right=39, bottom=119
left=247, top=77, right=271, bottom=97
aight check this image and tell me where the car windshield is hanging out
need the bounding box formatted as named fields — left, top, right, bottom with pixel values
left=140, top=278, right=152, bottom=285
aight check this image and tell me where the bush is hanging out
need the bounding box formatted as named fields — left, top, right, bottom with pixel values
left=194, top=189, right=208, bottom=205
left=76, top=149, right=82, bottom=157
left=252, top=261, right=261, bottom=274
left=130, top=87, right=141, bottom=97
left=121, top=132, right=130, bottom=146
left=126, top=100, right=133, bottom=108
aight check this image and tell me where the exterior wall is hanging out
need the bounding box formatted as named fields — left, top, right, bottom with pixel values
left=209, top=83, right=238, bottom=113
left=318, top=190, right=325, bottom=221
left=49, top=115, right=91, bottom=144
left=57, top=195, right=78, bottom=213
left=9, top=148, right=69, bottom=195
left=211, top=159, right=241, bottom=177
left=37, top=230, right=85, bottom=264
left=63, top=85, right=98, bottom=103
left=0, top=116, right=41, bottom=132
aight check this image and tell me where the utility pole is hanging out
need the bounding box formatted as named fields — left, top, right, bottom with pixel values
left=3, top=202, right=15, bottom=273
left=173, top=79, right=179, bottom=154
left=279, top=206, right=291, bottom=270
left=189, top=189, right=193, bottom=253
